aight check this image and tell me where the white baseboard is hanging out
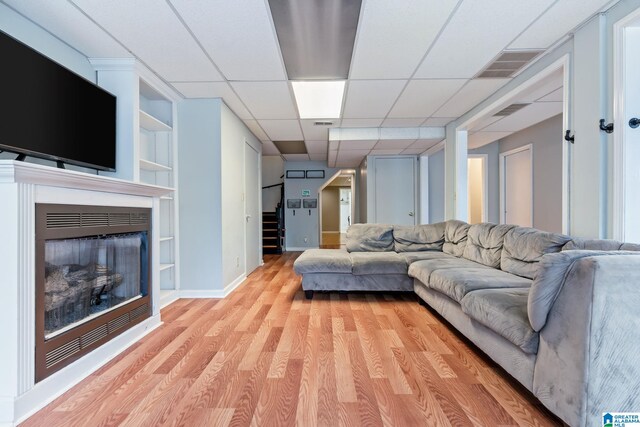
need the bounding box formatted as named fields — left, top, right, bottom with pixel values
left=12, top=315, right=162, bottom=426
left=159, top=289, right=180, bottom=308
left=286, top=246, right=319, bottom=251
left=179, top=274, right=247, bottom=299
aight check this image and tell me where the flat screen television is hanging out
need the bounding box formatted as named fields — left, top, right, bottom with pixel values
left=0, top=30, right=116, bottom=171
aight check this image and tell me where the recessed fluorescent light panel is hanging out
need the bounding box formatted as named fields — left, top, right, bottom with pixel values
left=292, top=81, right=345, bottom=119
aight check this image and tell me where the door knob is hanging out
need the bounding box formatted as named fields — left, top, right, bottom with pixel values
left=630, top=117, right=640, bottom=129
left=408, top=212, right=414, bottom=217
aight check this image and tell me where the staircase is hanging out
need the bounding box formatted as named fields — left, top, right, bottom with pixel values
left=262, top=209, right=283, bottom=254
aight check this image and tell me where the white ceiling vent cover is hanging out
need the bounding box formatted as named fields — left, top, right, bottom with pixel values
left=476, top=50, right=544, bottom=79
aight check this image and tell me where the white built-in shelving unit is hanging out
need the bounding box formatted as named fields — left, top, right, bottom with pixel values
left=138, top=80, right=179, bottom=306
left=90, top=59, right=181, bottom=308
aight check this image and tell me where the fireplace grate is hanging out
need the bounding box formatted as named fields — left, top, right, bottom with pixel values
left=45, top=212, right=150, bottom=229
left=43, top=302, right=150, bottom=372
left=45, top=338, right=81, bottom=369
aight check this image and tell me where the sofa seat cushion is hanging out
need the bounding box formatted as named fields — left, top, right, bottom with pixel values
left=400, top=251, right=457, bottom=264
left=463, top=223, right=515, bottom=268
left=293, top=249, right=352, bottom=274
left=351, top=252, right=407, bottom=275
left=500, top=227, right=571, bottom=279
left=408, top=257, right=492, bottom=286
left=346, top=224, right=394, bottom=252
left=461, top=288, right=538, bottom=354
left=427, top=267, right=532, bottom=303
left=393, top=222, right=446, bottom=252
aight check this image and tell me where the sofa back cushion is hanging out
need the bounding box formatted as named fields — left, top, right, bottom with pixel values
left=442, top=220, right=470, bottom=257
left=563, top=238, right=640, bottom=252
left=500, top=227, right=571, bottom=279
left=393, top=222, right=446, bottom=252
left=462, top=223, right=516, bottom=268
left=346, top=224, right=394, bottom=252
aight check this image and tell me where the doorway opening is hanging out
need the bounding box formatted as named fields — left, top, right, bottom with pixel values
left=467, top=155, right=487, bottom=224
left=318, top=170, right=356, bottom=248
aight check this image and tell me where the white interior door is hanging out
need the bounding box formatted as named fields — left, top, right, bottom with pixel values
left=244, top=143, right=260, bottom=274
left=621, top=26, right=640, bottom=243
left=502, top=146, right=533, bottom=227
left=374, top=157, right=416, bottom=225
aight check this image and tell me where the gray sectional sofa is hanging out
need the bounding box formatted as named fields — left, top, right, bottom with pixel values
left=293, top=220, right=640, bottom=427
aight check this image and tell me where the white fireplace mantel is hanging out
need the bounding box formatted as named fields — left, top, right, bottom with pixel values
left=0, top=160, right=172, bottom=426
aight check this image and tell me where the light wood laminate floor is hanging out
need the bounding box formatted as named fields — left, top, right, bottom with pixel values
left=21, top=252, right=561, bottom=426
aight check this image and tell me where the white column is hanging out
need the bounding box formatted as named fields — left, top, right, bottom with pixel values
left=571, top=15, right=608, bottom=238
left=444, top=124, right=468, bottom=221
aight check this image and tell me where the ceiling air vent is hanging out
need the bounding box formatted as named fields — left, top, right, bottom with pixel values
left=314, top=121, right=334, bottom=126
left=494, top=103, right=530, bottom=117
left=476, top=50, right=544, bottom=79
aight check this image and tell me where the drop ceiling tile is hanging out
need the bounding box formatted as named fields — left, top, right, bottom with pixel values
left=468, top=132, right=512, bottom=149
left=339, top=140, right=378, bottom=151
left=370, top=149, right=405, bottom=155
left=483, top=102, right=563, bottom=132
left=328, top=150, right=338, bottom=167
left=339, top=118, right=384, bottom=128
left=300, top=120, right=332, bottom=140
left=518, top=69, right=564, bottom=102
left=411, top=139, right=443, bottom=149
left=389, top=80, right=466, bottom=118
left=169, top=0, right=286, bottom=80
left=2, top=0, right=130, bottom=57
left=261, top=140, right=281, bottom=155
left=538, top=87, right=563, bottom=102
left=231, top=82, right=297, bottom=119
left=336, top=159, right=363, bottom=168
left=435, top=79, right=510, bottom=117
left=510, top=0, right=613, bottom=49
left=258, top=120, right=303, bottom=140
left=282, top=154, right=310, bottom=161
left=468, top=115, right=505, bottom=132
left=401, top=148, right=427, bottom=155
left=72, top=0, right=223, bottom=81
left=381, top=118, right=426, bottom=127
left=242, top=119, right=269, bottom=140
left=415, top=0, right=555, bottom=78
left=171, top=82, right=253, bottom=119
left=309, top=153, right=327, bottom=161
left=343, top=80, right=407, bottom=119
left=374, top=139, right=415, bottom=150
left=422, top=117, right=456, bottom=126
left=305, top=140, right=328, bottom=154
left=350, top=0, right=458, bottom=79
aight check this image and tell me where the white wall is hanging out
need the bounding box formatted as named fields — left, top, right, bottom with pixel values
left=220, top=103, right=262, bottom=288
left=177, top=99, right=223, bottom=292
left=284, top=161, right=339, bottom=250
left=262, top=156, right=284, bottom=212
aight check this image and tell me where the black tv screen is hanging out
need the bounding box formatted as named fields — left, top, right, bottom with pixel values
left=0, top=30, right=116, bottom=171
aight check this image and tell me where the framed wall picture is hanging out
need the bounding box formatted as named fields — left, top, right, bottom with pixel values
left=305, top=170, right=325, bottom=179
left=286, top=170, right=305, bottom=179
left=303, top=199, right=317, bottom=208
left=287, top=199, right=301, bottom=209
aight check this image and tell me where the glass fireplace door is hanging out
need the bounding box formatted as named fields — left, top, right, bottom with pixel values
left=44, top=232, right=148, bottom=338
